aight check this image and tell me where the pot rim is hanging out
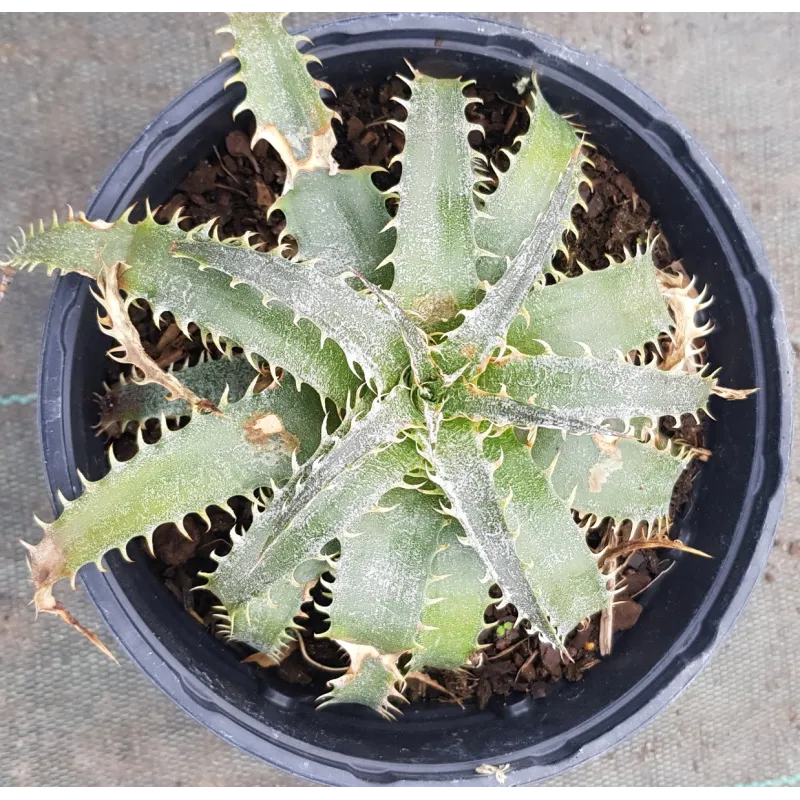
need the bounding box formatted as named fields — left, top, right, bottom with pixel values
left=38, top=12, right=793, bottom=786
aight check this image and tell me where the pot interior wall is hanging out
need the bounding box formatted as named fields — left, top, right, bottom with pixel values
left=42, top=17, right=782, bottom=785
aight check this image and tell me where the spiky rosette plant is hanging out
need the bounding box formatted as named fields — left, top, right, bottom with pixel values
left=2, top=13, right=753, bottom=718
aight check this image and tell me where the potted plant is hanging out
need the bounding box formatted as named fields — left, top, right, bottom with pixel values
left=2, top=12, right=790, bottom=786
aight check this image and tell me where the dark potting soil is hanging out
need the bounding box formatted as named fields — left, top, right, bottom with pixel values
left=104, top=78, right=706, bottom=710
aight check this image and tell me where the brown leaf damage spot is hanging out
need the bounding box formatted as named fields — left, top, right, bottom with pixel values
left=412, top=291, right=459, bottom=327
left=459, top=342, right=478, bottom=361
left=253, top=121, right=337, bottom=191
left=244, top=412, right=300, bottom=454
left=587, top=435, right=623, bottom=493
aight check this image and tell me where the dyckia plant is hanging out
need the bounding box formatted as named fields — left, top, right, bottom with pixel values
left=3, top=13, right=752, bottom=718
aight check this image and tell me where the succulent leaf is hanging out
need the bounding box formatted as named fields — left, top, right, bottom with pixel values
left=443, top=379, right=624, bottom=437
left=273, top=167, right=394, bottom=284
left=325, top=488, right=443, bottom=655
left=317, top=643, right=407, bottom=720
left=476, top=85, right=582, bottom=283
left=408, top=521, right=490, bottom=671
left=220, top=13, right=336, bottom=186
left=438, top=140, right=587, bottom=375
left=486, top=430, right=609, bottom=638
left=4, top=211, right=360, bottom=406
left=174, top=236, right=409, bottom=393
left=385, top=72, right=482, bottom=326
left=27, top=382, right=324, bottom=616
left=422, top=416, right=561, bottom=647
left=530, top=428, right=691, bottom=525
left=479, top=353, right=714, bottom=427
left=507, top=244, right=674, bottom=359
left=223, top=562, right=326, bottom=663
left=97, top=354, right=258, bottom=432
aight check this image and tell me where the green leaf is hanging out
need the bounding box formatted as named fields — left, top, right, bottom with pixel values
left=408, top=520, right=490, bottom=671
left=324, top=486, right=489, bottom=674
left=27, top=382, right=324, bottom=613
left=486, top=430, right=608, bottom=638
left=479, top=353, right=713, bottom=427
left=325, top=488, right=442, bottom=655
left=223, top=563, right=325, bottom=663
left=385, top=72, right=482, bottom=327
left=97, top=354, right=258, bottom=432
left=506, top=244, right=673, bottom=359
left=442, top=379, right=623, bottom=437
left=423, top=416, right=560, bottom=646
left=175, top=236, right=409, bottom=394
left=352, top=273, right=442, bottom=389
left=220, top=13, right=336, bottom=184
left=438, top=140, right=586, bottom=376
left=206, top=387, right=424, bottom=607
left=317, top=644, right=407, bottom=720
left=4, top=211, right=360, bottom=406
left=476, top=86, right=581, bottom=283
left=272, top=167, right=394, bottom=285
left=530, top=428, right=691, bottom=524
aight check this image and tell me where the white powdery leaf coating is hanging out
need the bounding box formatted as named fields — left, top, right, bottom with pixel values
left=409, top=521, right=490, bottom=671
left=223, top=13, right=334, bottom=170
left=443, top=152, right=585, bottom=370
left=212, top=440, right=420, bottom=606
left=208, top=388, right=424, bottom=605
left=531, top=428, right=690, bottom=523
left=508, top=245, right=674, bottom=359
left=477, top=88, right=582, bottom=282
left=387, top=74, right=482, bottom=325
left=100, top=355, right=256, bottom=429
left=480, top=354, right=713, bottom=423
left=426, top=417, right=560, bottom=646
left=8, top=213, right=360, bottom=405
left=443, top=381, right=622, bottom=438
left=228, top=568, right=324, bottom=659
left=486, top=431, right=609, bottom=638
left=175, top=238, right=409, bottom=392
left=275, top=168, right=394, bottom=284
left=325, top=488, right=443, bottom=655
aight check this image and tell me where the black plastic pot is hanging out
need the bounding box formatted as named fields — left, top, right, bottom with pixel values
left=38, top=13, right=791, bottom=787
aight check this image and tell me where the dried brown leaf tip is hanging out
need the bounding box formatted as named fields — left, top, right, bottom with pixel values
left=38, top=590, right=118, bottom=664
left=21, top=536, right=117, bottom=663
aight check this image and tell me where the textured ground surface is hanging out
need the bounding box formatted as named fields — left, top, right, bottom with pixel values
left=0, top=12, right=797, bottom=788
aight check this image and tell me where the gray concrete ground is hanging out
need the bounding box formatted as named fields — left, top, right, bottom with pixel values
left=0, top=13, right=797, bottom=787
